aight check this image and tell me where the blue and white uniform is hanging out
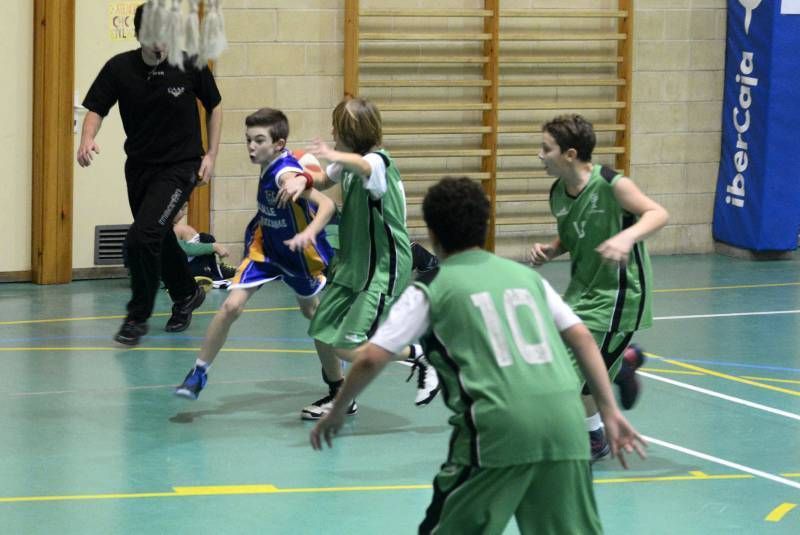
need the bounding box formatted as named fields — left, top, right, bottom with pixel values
left=232, top=150, right=334, bottom=297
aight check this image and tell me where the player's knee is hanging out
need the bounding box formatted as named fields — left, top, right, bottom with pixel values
left=299, top=301, right=317, bottom=320
left=220, top=297, right=246, bottom=319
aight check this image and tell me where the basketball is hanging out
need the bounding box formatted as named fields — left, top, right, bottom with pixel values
left=293, top=149, right=323, bottom=174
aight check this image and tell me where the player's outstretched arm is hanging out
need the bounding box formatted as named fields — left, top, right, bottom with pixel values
left=283, top=187, right=336, bottom=252
left=308, top=138, right=372, bottom=177
left=310, top=343, right=393, bottom=450
left=560, top=324, right=647, bottom=468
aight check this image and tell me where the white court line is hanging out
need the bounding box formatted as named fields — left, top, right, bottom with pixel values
left=655, top=309, right=800, bottom=321
left=638, top=371, right=800, bottom=422
left=643, top=435, right=800, bottom=491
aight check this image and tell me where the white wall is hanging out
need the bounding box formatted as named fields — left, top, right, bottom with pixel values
left=0, top=1, right=33, bottom=272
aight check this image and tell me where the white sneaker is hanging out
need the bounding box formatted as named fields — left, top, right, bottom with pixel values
left=406, top=355, right=440, bottom=406
left=301, top=393, right=358, bottom=420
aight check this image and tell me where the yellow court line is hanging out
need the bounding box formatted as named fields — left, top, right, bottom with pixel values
left=4, top=472, right=798, bottom=504
left=765, top=503, right=797, bottom=522
left=647, top=354, right=800, bottom=397
left=661, top=359, right=800, bottom=397
left=0, top=347, right=316, bottom=354
left=740, top=376, right=800, bottom=386
left=593, top=473, right=753, bottom=484
left=0, top=307, right=300, bottom=327
left=640, top=368, right=704, bottom=376
left=2, top=281, right=798, bottom=327
left=654, top=282, right=800, bottom=294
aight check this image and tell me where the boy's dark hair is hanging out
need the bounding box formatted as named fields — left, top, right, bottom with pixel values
left=245, top=108, right=290, bottom=142
left=423, top=177, right=490, bottom=254
left=542, top=114, right=596, bottom=162
left=331, top=97, right=382, bottom=155
left=134, top=4, right=144, bottom=37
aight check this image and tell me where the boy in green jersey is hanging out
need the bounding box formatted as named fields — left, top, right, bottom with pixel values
left=311, top=177, right=646, bottom=535
left=279, top=97, right=440, bottom=419
left=530, top=114, right=669, bottom=462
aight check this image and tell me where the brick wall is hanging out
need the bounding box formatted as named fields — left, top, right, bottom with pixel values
left=214, top=0, right=727, bottom=261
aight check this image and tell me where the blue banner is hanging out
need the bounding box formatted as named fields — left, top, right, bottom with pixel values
left=713, top=1, right=800, bottom=251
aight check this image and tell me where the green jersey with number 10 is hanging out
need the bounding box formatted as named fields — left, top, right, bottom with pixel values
left=414, top=249, right=587, bottom=467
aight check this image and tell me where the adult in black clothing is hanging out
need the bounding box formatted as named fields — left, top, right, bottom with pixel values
left=77, top=4, right=223, bottom=346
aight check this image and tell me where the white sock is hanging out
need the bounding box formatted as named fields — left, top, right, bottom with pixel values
left=585, top=413, right=602, bottom=432
left=195, top=359, right=210, bottom=370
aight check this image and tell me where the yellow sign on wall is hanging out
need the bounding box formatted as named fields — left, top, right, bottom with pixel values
left=109, top=2, right=139, bottom=41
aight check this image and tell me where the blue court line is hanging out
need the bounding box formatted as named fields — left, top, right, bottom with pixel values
left=662, top=356, right=800, bottom=374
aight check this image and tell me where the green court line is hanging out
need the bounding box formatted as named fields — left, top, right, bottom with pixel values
left=765, top=503, right=797, bottom=523
left=2, top=471, right=797, bottom=504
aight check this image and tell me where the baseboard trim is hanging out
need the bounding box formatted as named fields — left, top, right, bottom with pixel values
left=714, top=241, right=794, bottom=260
left=72, top=267, right=129, bottom=280
left=0, top=270, right=32, bottom=282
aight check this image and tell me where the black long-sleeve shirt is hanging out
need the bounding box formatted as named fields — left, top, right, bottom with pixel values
left=83, top=49, right=222, bottom=166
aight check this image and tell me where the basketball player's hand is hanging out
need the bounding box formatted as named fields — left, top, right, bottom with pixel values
left=198, top=154, right=216, bottom=185
left=529, top=242, right=555, bottom=266
left=308, top=138, right=335, bottom=162
left=284, top=230, right=317, bottom=252
left=213, top=243, right=230, bottom=258
left=310, top=408, right=346, bottom=450
left=76, top=139, right=100, bottom=167
left=601, top=410, right=647, bottom=469
left=595, top=234, right=633, bottom=265
left=277, top=175, right=307, bottom=208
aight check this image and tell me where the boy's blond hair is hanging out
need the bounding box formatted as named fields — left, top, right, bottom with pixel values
left=332, top=97, right=382, bottom=155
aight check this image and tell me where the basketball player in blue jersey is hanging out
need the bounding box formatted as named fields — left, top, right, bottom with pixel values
left=175, top=108, right=336, bottom=399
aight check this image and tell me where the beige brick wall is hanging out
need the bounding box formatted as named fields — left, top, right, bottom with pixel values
left=631, top=0, right=726, bottom=254
left=214, top=1, right=727, bottom=261
left=213, top=1, right=345, bottom=259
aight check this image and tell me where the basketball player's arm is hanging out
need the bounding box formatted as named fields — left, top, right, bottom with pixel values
left=198, top=104, right=223, bottom=185
left=596, top=178, right=669, bottom=264
left=308, top=138, right=372, bottom=177
left=543, top=280, right=646, bottom=468
left=283, top=187, right=336, bottom=252
left=76, top=112, right=103, bottom=167
left=562, top=324, right=647, bottom=468
left=311, top=287, right=430, bottom=450
left=529, top=237, right=565, bottom=265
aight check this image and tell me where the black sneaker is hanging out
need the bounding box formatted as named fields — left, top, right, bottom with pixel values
left=219, top=263, right=237, bottom=279
left=300, top=394, right=358, bottom=420
left=114, top=320, right=149, bottom=346
left=411, top=242, right=439, bottom=273
left=165, top=285, right=206, bottom=332
left=589, top=428, right=611, bottom=464
left=614, top=344, right=646, bottom=410
left=300, top=377, right=358, bottom=420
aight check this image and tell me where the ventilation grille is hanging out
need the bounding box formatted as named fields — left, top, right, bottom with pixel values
left=94, top=225, right=130, bottom=265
